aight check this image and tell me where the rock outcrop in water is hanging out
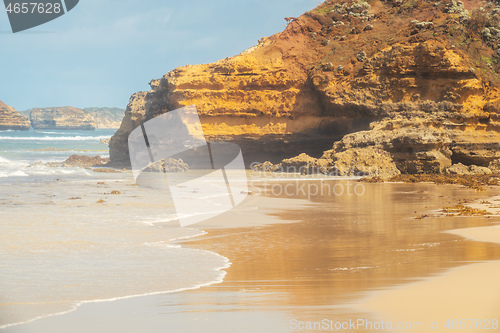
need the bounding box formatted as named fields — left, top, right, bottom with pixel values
left=0, top=100, right=30, bottom=131
left=30, top=107, right=96, bottom=130
left=109, top=0, right=500, bottom=175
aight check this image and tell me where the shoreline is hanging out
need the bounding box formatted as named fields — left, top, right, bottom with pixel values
left=0, top=175, right=314, bottom=331
left=0, top=259, right=231, bottom=331
left=3, top=178, right=500, bottom=332
left=0, top=182, right=315, bottom=332
left=0, top=230, right=232, bottom=331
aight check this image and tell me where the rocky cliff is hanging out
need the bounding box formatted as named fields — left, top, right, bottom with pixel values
left=109, top=0, right=500, bottom=174
left=29, top=107, right=96, bottom=130
left=0, top=100, right=30, bottom=131
left=82, top=107, right=124, bottom=129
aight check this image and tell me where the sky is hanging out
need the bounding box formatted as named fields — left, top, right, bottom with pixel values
left=0, top=0, right=318, bottom=111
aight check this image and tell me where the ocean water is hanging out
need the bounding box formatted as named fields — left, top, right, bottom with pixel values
left=0, top=129, right=114, bottom=181
left=0, top=129, right=231, bottom=329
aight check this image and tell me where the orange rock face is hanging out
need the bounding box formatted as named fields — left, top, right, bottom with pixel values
left=0, top=100, right=30, bottom=131
left=110, top=0, right=500, bottom=173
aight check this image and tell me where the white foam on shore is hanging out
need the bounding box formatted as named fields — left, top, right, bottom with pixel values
left=329, top=266, right=377, bottom=271
left=169, top=230, right=208, bottom=242
left=142, top=211, right=228, bottom=226
left=0, top=170, right=29, bottom=178
left=0, top=136, right=109, bottom=141
left=0, top=156, right=27, bottom=167
left=0, top=243, right=231, bottom=331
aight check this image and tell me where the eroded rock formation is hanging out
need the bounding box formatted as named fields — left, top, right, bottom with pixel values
left=0, top=100, right=30, bottom=131
left=82, top=107, right=124, bottom=129
left=30, top=107, right=96, bottom=130
left=109, top=0, right=500, bottom=174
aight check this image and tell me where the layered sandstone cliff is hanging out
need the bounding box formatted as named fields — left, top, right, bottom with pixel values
left=29, top=107, right=96, bottom=130
left=82, top=107, right=124, bottom=129
left=0, top=100, right=30, bottom=131
left=110, top=0, right=500, bottom=174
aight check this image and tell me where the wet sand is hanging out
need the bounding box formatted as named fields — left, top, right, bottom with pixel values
left=355, top=197, right=500, bottom=333
left=3, top=179, right=500, bottom=333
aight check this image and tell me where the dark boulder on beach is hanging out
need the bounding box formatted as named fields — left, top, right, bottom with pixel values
left=143, top=158, right=189, bottom=173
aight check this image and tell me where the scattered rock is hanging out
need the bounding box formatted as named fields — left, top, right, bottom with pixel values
left=469, top=165, right=493, bottom=175
left=96, top=199, right=106, bottom=204
left=143, top=158, right=189, bottom=173
left=412, top=21, right=434, bottom=30
left=252, top=161, right=281, bottom=172
left=350, top=27, right=361, bottom=34
left=253, top=154, right=336, bottom=175
left=356, top=51, right=367, bottom=62
left=446, top=162, right=471, bottom=175
left=92, top=168, right=121, bottom=173
left=446, top=163, right=493, bottom=175
left=488, top=159, right=500, bottom=172
left=326, top=122, right=454, bottom=174
left=62, top=155, right=110, bottom=168
left=323, top=62, right=335, bottom=71
left=327, top=146, right=400, bottom=178
left=110, top=191, right=121, bottom=195
left=281, top=153, right=332, bottom=174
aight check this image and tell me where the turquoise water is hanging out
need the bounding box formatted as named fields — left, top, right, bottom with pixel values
left=0, top=129, right=115, bottom=182
left=0, top=128, right=114, bottom=161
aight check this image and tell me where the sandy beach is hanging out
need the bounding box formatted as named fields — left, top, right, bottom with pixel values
left=4, top=0, right=500, bottom=331
left=354, top=195, right=500, bottom=333
left=3, top=176, right=500, bottom=333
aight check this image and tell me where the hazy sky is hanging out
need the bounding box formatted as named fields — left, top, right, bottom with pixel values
left=0, top=0, right=318, bottom=111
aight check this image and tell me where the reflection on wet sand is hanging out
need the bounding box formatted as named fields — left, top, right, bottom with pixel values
left=4, top=180, right=500, bottom=333
left=184, top=181, right=500, bottom=332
